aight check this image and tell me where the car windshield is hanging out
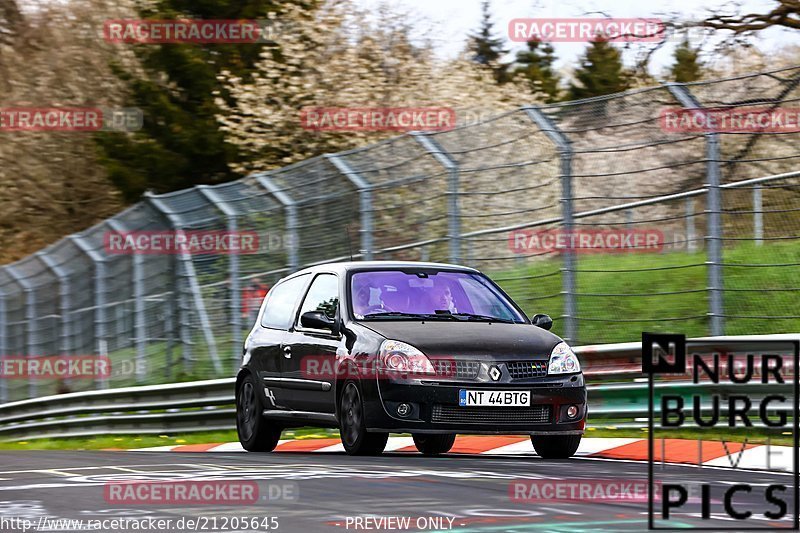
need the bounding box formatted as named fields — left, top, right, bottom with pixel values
left=350, top=270, right=525, bottom=322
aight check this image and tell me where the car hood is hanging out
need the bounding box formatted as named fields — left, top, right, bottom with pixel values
left=356, top=320, right=562, bottom=360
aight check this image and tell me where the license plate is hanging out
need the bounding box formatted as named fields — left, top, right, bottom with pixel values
left=459, top=389, right=531, bottom=407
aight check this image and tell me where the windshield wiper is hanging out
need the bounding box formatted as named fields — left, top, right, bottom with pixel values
left=446, top=312, right=516, bottom=323
left=361, top=311, right=458, bottom=320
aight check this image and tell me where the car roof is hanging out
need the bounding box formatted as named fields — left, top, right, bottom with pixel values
left=284, top=260, right=480, bottom=280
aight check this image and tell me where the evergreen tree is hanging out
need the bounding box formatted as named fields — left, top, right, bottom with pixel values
left=95, top=0, right=316, bottom=202
left=568, top=37, right=632, bottom=100
left=670, top=38, right=703, bottom=82
left=513, top=39, right=560, bottom=102
left=468, top=0, right=510, bottom=83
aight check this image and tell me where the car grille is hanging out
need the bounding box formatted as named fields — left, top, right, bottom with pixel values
left=506, top=361, right=548, bottom=379
left=431, top=404, right=551, bottom=424
left=434, top=360, right=480, bottom=379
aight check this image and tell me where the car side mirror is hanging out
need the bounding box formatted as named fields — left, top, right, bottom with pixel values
left=301, top=311, right=337, bottom=332
left=531, top=313, right=553, bottom=330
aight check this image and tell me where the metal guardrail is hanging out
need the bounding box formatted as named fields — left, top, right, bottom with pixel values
left=0, top=378, right=235, bottom=440
left=0, top=334, right=796, bottom=441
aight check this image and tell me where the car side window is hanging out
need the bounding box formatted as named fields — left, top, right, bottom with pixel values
left=297, top=274, right=339, bottom=325
left=260, top=274, right=310, bottom=329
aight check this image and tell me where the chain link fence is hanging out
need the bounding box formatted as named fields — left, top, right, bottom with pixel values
left=2, top=65, right=800, bottom=402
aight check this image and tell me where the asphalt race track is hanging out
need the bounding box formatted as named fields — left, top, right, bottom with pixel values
left=0, top=450, right=795, bottom=532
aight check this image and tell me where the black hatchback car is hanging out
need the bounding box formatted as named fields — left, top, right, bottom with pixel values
left=235, top=261, right=586, bottom=457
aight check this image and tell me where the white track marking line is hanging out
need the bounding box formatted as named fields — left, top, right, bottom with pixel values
left=37, top=470, right=78, bottom=477
left=208, top=442, right=246, bottom=452
left=384, top=437, right=416, bottom=452
left=105, top=466, right=146, bottom=473
left=314, top=443, right=345, bottom=452
left=314, top=436, right=417, bottom=453
left=704, top=445, right=793, bottom=472
left=578, top=437, right=642, bottom=455
left=0, top=464, right=208, bottom=477
left=194, top=464, right=244, bottom=470
left=482, top=440, right=534, bottom=455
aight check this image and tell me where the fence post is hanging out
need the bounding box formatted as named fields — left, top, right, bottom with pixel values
left=0, top=284, right=6, bottom=403
left=256, top=174, right=299, bottom=272
left=411, top=133, right=461, bottom=264
left=5, top=266, right=36, bottom=398
left=753, top=184, right=763, bottom=246
left=326, top=154, right=373, bottom=261
left=524, top=106, right=577, bottom=344
left=197, top=185, right=243, bottom=371
left=68, top=235, right=108, bottom=389
left=666, top=83, right=724, bottom=336
left=36, top=252, right=71, bottom=357
left=145, top=194, right=222, bottom=376
left=106, top=219, right=147, bottom=383
left=685, top=198, right=696, bottom=252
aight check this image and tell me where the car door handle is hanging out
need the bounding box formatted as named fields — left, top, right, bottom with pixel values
left=283, top=345, right=292, bottom=359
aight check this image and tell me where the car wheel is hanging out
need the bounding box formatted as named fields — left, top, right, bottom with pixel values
left=339, top=381, right=388, bottom=456
left=531, top=434, right=581, bottom=459
left=236, top=374, right=281, bottom=452
left=412, top=434, right=456, bottom=456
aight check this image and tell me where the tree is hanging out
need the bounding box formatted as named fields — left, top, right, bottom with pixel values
left=0, top=0, right=133, bottom=263
left=217, top=0, right=530, bottom=175
left=568, top=38, right=632, bottom=100
left=670, top=38, right=703, bottom=82
left=702, top=1, right=799, bottom=33
left=0, top=0, right=26, bottom=47
left=512, top=39, right=560, bottom=102
left=468, top=0, right=510, bottom=83
left=95, top=0, right=317, bottom=202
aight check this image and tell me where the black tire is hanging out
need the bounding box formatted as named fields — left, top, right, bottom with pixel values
left=339, top=380, right=388, bottom=456
left=531, top=434, right=581, bottom=459
left=412, top=434, right=456, bottom=456
left=236, top=374, right=281, bottom=452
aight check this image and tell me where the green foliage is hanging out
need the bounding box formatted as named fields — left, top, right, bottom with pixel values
left=513, top=39, right=560, bottom=102
left=468, top=0, right=510, bottom=83
left=494, top=240, right=800, bottom=345
left=568, top=38, right=632, bottom=100
left=95, top=0, right=317, bottom=202
left=671, top=38, right=704, bottom=82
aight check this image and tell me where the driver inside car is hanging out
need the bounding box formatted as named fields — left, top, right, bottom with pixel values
left=431, top=283, right=458, bottom=314
left=353, top=281, right=387, bottom=316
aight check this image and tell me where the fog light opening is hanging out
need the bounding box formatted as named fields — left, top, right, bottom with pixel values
left=397, top=403, right=412, bottom=417
left=567, top=405, right=579, bottom=419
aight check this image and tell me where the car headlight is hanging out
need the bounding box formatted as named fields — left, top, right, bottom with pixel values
left=379, top=340, right=435, bottom=375
left=548, top=341, right=581, bottom=374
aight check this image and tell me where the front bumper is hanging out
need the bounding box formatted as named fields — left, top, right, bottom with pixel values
left=365, top=373, right=587, bottom=435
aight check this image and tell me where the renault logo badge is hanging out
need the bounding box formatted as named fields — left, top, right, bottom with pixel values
left=488, top=365, right=501, bottom=381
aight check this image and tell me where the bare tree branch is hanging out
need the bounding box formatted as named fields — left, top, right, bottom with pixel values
left=702, top=1, right=800, bottom=32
